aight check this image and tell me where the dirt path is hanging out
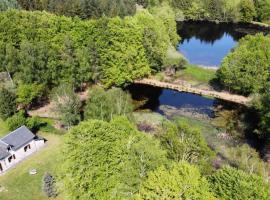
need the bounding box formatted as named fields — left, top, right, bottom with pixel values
left=135, top=78, right=250, bottom=105
left=28, top=90, right=88, bottom=119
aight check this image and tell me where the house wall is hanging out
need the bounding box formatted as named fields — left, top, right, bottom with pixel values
left=0, top=139, right=45, bottom=174
left=0, top=159, right=8, bottom=172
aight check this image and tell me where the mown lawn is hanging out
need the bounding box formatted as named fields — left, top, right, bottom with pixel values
left=0, top=119, right=9, bottom=137
left=177, top=64, right=217, bottom=84
left=0, top=133, right=65, bottom=200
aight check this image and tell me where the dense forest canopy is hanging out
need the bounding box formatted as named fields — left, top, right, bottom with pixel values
left=0, top=6, right=180, bottom=88
left=1, top=0, right=270, bottom=23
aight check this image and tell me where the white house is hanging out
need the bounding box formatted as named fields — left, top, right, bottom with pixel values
left=0, top=126, right=45, bottom=174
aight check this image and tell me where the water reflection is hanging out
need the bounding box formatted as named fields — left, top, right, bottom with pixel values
left=128, top=84, right=217, bottom=119
left=177, top=21, right=261, bottom=67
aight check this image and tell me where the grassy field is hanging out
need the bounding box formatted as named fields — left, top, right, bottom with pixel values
left=0, top=119, right=9, bottom=137
left=176, top=64, right=217, bottom=84
left=0, top=132, right=65, bottom=200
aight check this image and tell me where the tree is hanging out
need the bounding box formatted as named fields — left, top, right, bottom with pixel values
left=84, top=86, right=133, bottom=121
left=61, top=117, right=168, bottom=199
left=17, top=0, right=137, bottom=19
left=240, top=0, right=256, bottom=22
left=255, top=0, right=270, bottom=22
left=135, top=162, right=216, bottom=200
left=16, top=83, right=45, bottom=109
left=157, top=118, right=215, bottom=174
left=217, top=34, right=270, bottom=95
left=42, top=172, right=58, bottom=198
left=94, top=17, right=151, bottom=87
left=208, top=166, right=270, bottom=200
left=51, top=84, right=81, bottom=129
left=0, top=88, right=17, bottom=120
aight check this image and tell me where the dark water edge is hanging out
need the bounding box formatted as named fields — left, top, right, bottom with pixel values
left=127, top=84, right=264, bottom=154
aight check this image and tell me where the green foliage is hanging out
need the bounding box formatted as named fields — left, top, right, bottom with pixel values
left=0, top=0, right=19, bottom=11
left=51, top=84, right=81, bottom=128
left=252, top=85, right=270, bottom=137
left=6, top=110, right=26, bottom=130
left=0, top=87, right=17, bottom=120
left=0, top=9, right=176, bottom=89
left=134, top=9, right=170, bottom=71
left=240, top=0, right=256, bottom=22
left=61, top=117, right=168, bottom=199
left=94, top=17, right=151, bottom=87
left=169, top=0, right=259, bottom=22
left=255, top=0, right=270, bottom=23
left=17, top=0, right=136, bottom=19
left=85, top=86, right=133, bottom=122
left=6, top=110, right=43, bottom=131
left=208, top=166, right=270, bottom=200
left=222, top=144, right=270, bottom=179
left=150, top=3, right=180, bottom=46
left=16, top=83, right=44, bottom=109
left=135, top=162, right=216, bottom=200
left=217, top=34, right=270, bottom=95
left=157, top=118, right=215, bottom=174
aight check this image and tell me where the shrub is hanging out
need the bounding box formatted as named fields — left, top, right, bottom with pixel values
left=42, top=172, right=57, bottom=198
left=6, top=110, right=27, bottom=130
left=208, top=166, right=270, bottom=200
left=16, top=83, right=45, bottom=109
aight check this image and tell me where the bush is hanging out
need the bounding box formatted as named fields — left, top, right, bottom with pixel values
left=208, top=166, right=270, bottom=200
left=16, top=83, right=45, bottom=109
left=6, top=110, right=43, bottom=132
left=157, top=118, right=215, bottom=174
left=6, top=110, right=27, bottom=130
left=42, top=172, right=57, bottom=198
left=26, top=116, right=43, bottom=132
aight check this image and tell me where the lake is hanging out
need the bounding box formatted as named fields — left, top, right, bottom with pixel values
left=177, top=21, right=265, bottom=67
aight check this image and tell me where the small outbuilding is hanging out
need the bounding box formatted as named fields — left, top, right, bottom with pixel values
left=0, top=126, right=45, bottom=174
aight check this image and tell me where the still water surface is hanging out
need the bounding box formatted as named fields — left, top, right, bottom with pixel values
left=177, top=21, right=249, bottom=67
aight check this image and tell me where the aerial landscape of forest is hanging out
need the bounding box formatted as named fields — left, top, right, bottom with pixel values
left=0, top=0, right=270, bottom=199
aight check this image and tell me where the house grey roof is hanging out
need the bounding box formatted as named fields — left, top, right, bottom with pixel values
left=1, top=126, right=35, bottom=151
left=0, top=146, right=10, bottom=160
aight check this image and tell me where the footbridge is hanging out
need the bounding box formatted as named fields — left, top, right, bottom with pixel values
left=134, top=78, right=250, bottom=105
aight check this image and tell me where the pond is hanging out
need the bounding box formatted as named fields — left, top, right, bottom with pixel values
left=128, top=84, right=218, bottom=120
left=177, top=21, right=266, bottom=67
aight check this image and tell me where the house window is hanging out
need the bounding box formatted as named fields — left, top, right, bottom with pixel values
left=8, top=156, right=13, bottom=163
left=24, top=144, right=31, bottom=152
left=0, top=163, right=3, bottom=171
left=8, top=154, right=16, bottom=163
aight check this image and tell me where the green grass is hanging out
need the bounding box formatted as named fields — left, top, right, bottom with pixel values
left=177, top=64, right=217, bottom=84
left=0, top=133, right=65, bottom=200
left=0, top=119, right=9, bottom=137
